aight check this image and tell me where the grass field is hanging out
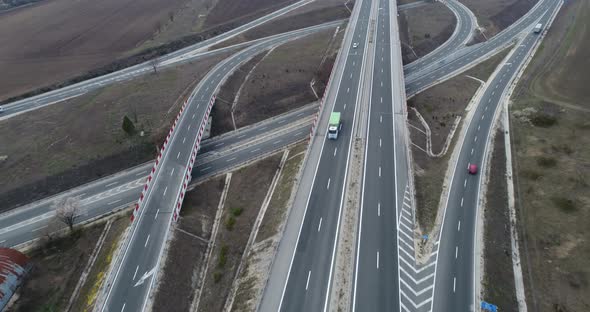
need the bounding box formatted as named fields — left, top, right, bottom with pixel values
left=510, top=0, right=590, bottom=310
left=0, top=51, right=230, bottom=211
left=0, top=0, right=188, bottom=101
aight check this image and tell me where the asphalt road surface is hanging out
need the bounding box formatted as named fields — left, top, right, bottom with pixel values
left=276, top=0, right=375, bottom=310
left=432, top=4, right=561, bottom=312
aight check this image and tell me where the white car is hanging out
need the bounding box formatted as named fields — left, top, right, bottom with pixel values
left=352, top=42, right=359, bottom=48
left=0, top=106, right=4, bottom=113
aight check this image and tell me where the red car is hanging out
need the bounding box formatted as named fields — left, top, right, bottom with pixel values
left=468, top=164, right=478, bottom=175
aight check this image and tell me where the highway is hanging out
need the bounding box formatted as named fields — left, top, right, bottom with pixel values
left=352, top=0, right=405, bottom=310
left=97, top=27, right=332, bottom=312
left=0, top=0, right=329, bottom=121
left=431, top=3, right=562, bottom=312
left=270, top=0, right=375, bottom=310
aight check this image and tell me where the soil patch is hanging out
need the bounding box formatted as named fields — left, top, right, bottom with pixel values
left=399, top=2, right=456, bottom=64
left=482, top=130, right=519, bottom=311
left=0, top=52, right=230, bottom=212
left=152, top=176, right=225, bottom=311
left=0, top=0, right=189, bottom=101
left=198, top=154, right=281, bottom=311
left=510, top=1, right=590, bottom=310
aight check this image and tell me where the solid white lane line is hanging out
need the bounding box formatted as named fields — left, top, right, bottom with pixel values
left=461, top=197, right=464, bottom=207
left=458, top=221, right=461, bottom=231
left=155, top=209, right=159, bottom=219
left=105, top=181, right=118, bottom=187
left=133, top=266, right=139, bottom=280
left=453, top=277, right=456, bottom=293
left=318, top=218, right=322, bottom=232
left=226, top=157, right=237, bottom=162
left=163, top=186, right=168, bottom=196
left=136, top=171, right=145, bottom=176
left=306, top=271, right=311, bottom=290
left=327, top=178, right=331, bottom=190
left=177, top=152, right=181, bottom=159
left=377, top=251, right=380, bottom=269
left=378, top=202, right=381, bottom=216
left=108, top=199, right=122, bottom=205
left=171, top=168, right=175, bottom=176
left=145, top=235, right=150, bottom=247
left=334, top=148, right=338, bottom=156
left=121, top=303, right=126, bottom=312
left=455, top=246, right=458, bottom=259
left=201, top=166, right=211, bottom=171
left=32, top=225, right=48, bottom=232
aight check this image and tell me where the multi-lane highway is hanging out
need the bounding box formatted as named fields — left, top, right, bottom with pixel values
left=431, top=2, right=562, bottom=311
left=260, top=0, right=376, bottom=310
left=352, top=0, right=405, bottom=310
left=98, top=28, right=333, bottom=312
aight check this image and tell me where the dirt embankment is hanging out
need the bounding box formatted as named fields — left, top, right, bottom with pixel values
left=510, top=0, right=590, bottom=310
left=399, top=2, right=456, bottom=64
left=0, top=0, right=188, bottom=101
left=0, top=52, right=230, bottom=212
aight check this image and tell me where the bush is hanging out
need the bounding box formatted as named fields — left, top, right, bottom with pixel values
left=213, top=271, right=223, bottom=283
left=531, top=113, right=557, bottom=127
left=225, top=215, right=236, bottom=230
left=231, top=207, right=243, bottom=217
left=218, top=245, right=228, bottom=268
left=551, top=196, right=577, bottom=213
left=536, top=156, right=557, bottom=168
left=122, top=115, right=136, bottom=135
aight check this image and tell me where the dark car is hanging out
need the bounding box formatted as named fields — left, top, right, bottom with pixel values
left=468, top=164, right=478, bottom=175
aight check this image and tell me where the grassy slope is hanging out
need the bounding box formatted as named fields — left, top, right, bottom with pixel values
left=510, top=0, right=590, bottom=310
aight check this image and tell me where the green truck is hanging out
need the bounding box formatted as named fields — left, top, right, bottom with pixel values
left=328, top=112, right=342, bottom=140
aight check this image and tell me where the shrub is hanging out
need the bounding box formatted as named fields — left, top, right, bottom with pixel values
left=551, top=196, right=577, bottom=213
left=531, top=113, right=557, bottom=127
left=231, top=207, right=243, bottom=217
left=218, top=245, right=228, bottom=268
left=122, top=115, right=136, bottom=135
left=225, top=215, right=236, bottom=230
left=536, top=156, right=557, bottom=168
left=213, top=271, right=223, bottom=283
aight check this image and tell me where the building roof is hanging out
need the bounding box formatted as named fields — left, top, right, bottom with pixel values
left=0, top=248, right=32, bottom=311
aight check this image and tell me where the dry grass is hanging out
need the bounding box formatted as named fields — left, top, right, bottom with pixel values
left=510, top=1, right=590, bottom=310
left=0, top=52, right=230, bottom=212
left=11, top=217, right=129, bottom=311
left=151, top=176, right=225, bottom=311
left=481, top=131, right=519, bottom=310
left=411, top=49, right=509, bottom=233
left=198, top=154, right=281, bottom=311
left=0, top=0, right=188, bottom=101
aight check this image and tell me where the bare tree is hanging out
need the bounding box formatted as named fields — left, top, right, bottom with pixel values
left=149, top=57, right=160, bottom=74
left=53, top=196, right=82, bottom=232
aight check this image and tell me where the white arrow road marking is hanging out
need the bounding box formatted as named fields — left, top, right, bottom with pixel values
left=134, top=267, right=156, bottom=287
